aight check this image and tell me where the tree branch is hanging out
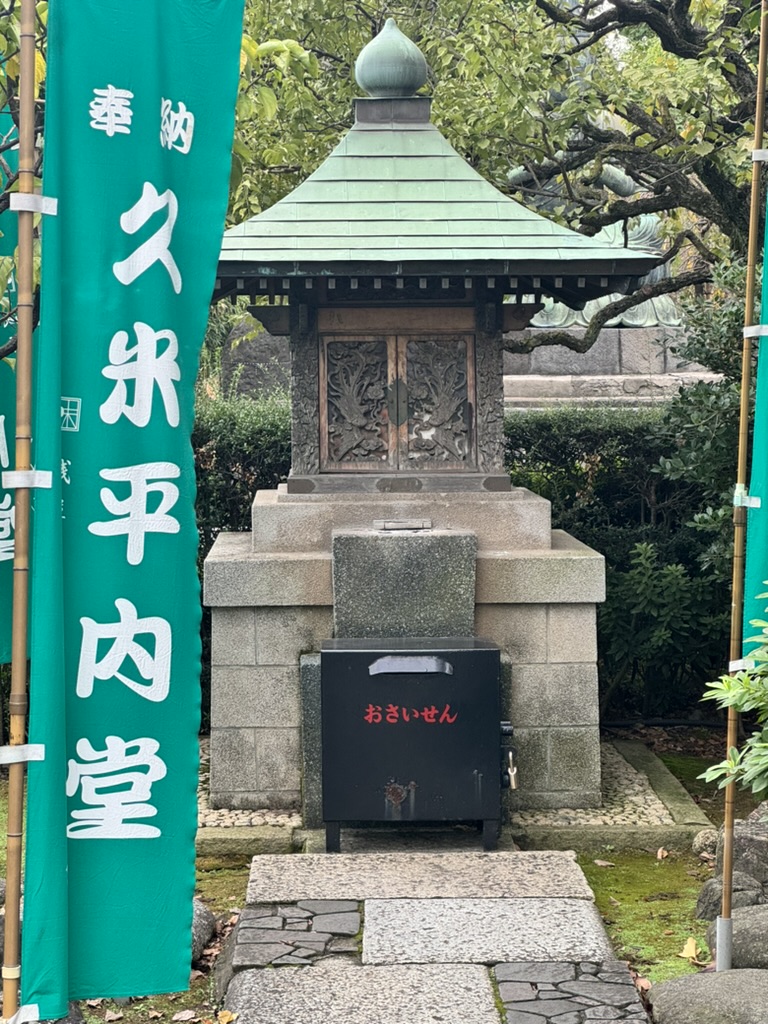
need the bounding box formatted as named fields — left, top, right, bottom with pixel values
left=0, top=334, right=17, bottom=361
left=505, top=269, right=713, bottom=354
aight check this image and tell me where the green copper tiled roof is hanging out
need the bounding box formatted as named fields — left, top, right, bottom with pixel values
left=220, top=18, right=658, bottom=289
left=220, top=113, right=657, bottom=281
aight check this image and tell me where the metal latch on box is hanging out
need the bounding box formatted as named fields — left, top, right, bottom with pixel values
left=506, top=751, right=518, bottom=790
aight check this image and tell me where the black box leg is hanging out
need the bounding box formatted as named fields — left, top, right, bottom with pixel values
left=325, top=821, right=341, bottom=853
left=482, top=818, right=499, bottom=851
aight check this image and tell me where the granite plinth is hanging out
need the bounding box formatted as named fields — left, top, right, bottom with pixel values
left=332, top=528, right=477, bottom=638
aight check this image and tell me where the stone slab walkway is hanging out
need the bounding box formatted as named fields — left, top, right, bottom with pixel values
left=246, top=851, right=593, bottom=901
left=222, top=850, right=650, bottom=1024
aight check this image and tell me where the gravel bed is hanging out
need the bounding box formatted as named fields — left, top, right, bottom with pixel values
left=510, top=743, right=673, bottom=827
left=197, top=739, right=672, bottom=831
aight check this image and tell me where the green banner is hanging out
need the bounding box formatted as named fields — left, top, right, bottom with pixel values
left=745, top=213, right=768, bottom=643
left=0, top=356, right=14, bottom=664
left=0, top=106, right=18, bottom=664
left=23, top=1, right=243, bottom=1016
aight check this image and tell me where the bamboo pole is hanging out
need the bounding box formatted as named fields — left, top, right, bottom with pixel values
left=718, top=0, right=768, bottom=972
left=3, top=0, right=36, bottom=1016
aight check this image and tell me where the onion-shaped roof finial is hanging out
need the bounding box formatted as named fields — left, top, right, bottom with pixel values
left=354, top=18, right=428, bottom=98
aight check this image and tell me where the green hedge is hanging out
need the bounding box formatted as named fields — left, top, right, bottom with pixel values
left=193, top=387, right=291, bottom=561
left=507, top=406, right=729, bottom=717
left=194, top=396, right=729, bottom=722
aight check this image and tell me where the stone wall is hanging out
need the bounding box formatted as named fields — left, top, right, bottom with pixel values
left=503, top=325, right=699, bottom=376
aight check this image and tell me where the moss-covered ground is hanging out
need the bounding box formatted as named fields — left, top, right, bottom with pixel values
left=579, top=736, right=761, bottom=986
left=579, top=849, right=713, bottom=983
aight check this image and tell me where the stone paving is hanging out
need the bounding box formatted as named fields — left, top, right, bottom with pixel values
left=232, top=901, right=361, bottom=968
left=495, top=962, right=649, bottom=1023
left=221, top=850, right=651, bottom=1024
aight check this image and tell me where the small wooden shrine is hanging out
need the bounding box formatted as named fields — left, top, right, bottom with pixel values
left=204, top=20, right=659, bottom=820
left=213, top=19, right=657, bottom=494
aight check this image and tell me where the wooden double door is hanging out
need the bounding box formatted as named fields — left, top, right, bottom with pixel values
left=319, top=330, right=477, bottom=473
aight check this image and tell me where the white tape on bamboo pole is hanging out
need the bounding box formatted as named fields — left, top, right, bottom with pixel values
left=0, top=470, right=52, bottom=490
left=8, top=193, right=57, bottom=216
left=0, top=745, right=44, bottom=765
left=733, top=483, right=761, bottom=508
left=729, top=658, right=756, bottom=673
left=743, top=324, right=768, bottom=338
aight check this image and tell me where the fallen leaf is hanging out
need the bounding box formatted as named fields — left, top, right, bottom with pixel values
left=87, top=1000, right=104, bottom=1008
left=148, top=1013, right=163, bottom=1021
left=677, top=936, right=698, bottom=960
left=172, top=1012, right=199, bottom=1023
left=202, top=946, right=218, bottom=956
left=594, top=859, right=615, bottom=868
left=217, top=1013, right=238, bottom=1024
left=663, top=929, right=674, bottom=935
left=657, top=847, right=669, bottom=860
left=189, top=969, right=205, bottom=982
left=104, top=1013, right=124, bottom=1023
left=609, top=896, right=621, bottom=906
left=634, top=976, right=651, bottom=994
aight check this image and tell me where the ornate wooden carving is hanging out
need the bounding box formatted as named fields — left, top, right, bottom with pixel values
left=474, top=302, right=505, bottom=473
left=290, top=302, right=320, bottom=475
left=325, top=340, right=390, bottom=466
left=404, top=338, right=471, bottom=466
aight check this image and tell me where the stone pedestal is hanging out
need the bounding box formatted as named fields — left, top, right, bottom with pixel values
left=203, top=484, right=605, bottom=816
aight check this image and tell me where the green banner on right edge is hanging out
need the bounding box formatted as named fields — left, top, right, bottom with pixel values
left=0, top=106, right=18, bottom=663
left=744, top=210, right=768, bottom=645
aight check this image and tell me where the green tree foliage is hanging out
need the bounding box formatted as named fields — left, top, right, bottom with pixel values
left=508, top=405, right=729, bottom=716
left=654, top=262, right=752, bottom=580
left=0, top=1, right=46, bottom=361
left=702, top=602, right=768, bottom=797
left=231, top=0, right=762, bottom=350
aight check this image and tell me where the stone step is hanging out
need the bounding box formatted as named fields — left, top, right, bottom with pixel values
left=245, top=850, right=593, bottom=902
left=224, top=850, right=648, bottom=1024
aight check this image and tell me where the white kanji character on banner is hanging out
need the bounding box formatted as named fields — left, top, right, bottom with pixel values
left=0, top=412, right=8, bottom=469
left=0, top=493, right=13, bottom=562
left=87, top=461, right=180, bottom=565
left=113, top=182, right=182, bottom=294
left=77, top=598, right=171, bottom=703
left=100, top=322, right=180, bottom=428
left=66, top=736, right=167, bottom=838
left=160, top=98, right=195, bottom=154
left=89, top=85, right=134, bottom=136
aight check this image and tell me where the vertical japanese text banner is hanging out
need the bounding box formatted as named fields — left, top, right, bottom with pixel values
left=744, top=202, right=768, bottom=646
left=0, top=106, right=19, bottom=663
left=23, top=1, right=244, bottom=1014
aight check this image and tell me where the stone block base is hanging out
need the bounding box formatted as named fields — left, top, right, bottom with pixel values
left=204, top=489, right=605, bottom=816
